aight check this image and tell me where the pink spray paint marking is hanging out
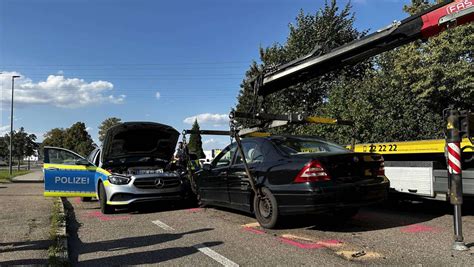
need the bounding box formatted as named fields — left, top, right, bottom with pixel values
left=279, top=238, right=325, bottom=249
left=84, top=211, right=130, bottom=221
left=75, top=197, right=82, bottom=204
left=400, top=224, right=440, bottom=233
left=242, top=227, right=266, bottom=235
left=85, top=211, right=103, bottom=218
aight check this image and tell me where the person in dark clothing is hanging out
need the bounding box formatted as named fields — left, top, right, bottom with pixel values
left=175, top=142, right=187, bottom=169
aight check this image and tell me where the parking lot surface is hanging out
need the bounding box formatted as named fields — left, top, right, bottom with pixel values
left=0, top=182, right=52, bottom=265
left=66, top=198, right=474, bottom=266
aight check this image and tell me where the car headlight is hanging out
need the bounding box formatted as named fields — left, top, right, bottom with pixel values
left=108, top=175, right=131, bottom=185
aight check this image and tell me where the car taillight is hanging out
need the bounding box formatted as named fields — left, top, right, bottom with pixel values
left=294, top=160, right=331, bottom=183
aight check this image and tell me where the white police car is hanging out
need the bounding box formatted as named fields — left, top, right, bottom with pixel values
left=43, top=122, right=192, bottom=214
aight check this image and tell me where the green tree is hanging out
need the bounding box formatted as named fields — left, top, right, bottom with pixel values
left=236, top=0, right=370, bottom=130
left=393, top=1, right=474, bottom=114
left=98, top=117, right=122, bottom=143
left=321, top=0, right=473, bottom=144
left=187, top=120, right=205, bottom=159
left=236, top=0, right=472, bottom=145
left=43, top=122, right=95, bottom=157
left=4, top=127, right=37, bottom=170
left=42, top=128, right=67, bottom=148
left=24, top=133, right=38, bottom=169
left=0, top=137, right=8, bottom=160
left=64, top=122, right=95, bottom=157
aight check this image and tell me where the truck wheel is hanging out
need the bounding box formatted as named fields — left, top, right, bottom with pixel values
left=81, top=197, right=92, bottom=202
left=99, top=182, right=114, bottom=214
left=254, top=187, right=279, bottom=229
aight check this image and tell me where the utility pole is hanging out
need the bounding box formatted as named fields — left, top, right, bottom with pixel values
left=9, top=75, right=20, bottom=177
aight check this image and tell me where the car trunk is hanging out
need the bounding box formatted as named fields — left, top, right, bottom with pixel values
left=293, top=152, right=384, bottom=183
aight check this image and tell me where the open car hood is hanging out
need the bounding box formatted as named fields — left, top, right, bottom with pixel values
left=102, top=122, right=179, bottom=164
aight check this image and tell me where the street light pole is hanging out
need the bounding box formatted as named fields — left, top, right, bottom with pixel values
left=9, top=75, right=20, bottom=177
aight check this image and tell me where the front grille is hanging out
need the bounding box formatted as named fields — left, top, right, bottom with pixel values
left=133, top=176, right=181, bottom=189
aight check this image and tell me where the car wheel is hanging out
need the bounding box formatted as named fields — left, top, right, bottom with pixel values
left=81, top=197, right=92, bottom=202
left=254, top=187, right=279, bottom=229
left=99, top=182, right=114, bottom=214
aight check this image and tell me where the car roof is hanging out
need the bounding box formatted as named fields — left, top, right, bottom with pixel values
left=244, top=135, right=327, bottom=142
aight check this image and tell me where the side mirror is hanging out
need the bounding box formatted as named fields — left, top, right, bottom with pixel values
left=76, top=158, right=91, bottom=166
left=203, top=163, right=211, bottom=171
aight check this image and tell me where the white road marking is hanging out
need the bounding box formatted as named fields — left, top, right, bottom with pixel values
left=194, top=244, right=239, bottom=267
left=152, top=219, right=175, bottom=231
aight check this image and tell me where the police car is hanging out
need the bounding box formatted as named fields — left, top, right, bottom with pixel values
left=43, top=122, right=192, bottom=214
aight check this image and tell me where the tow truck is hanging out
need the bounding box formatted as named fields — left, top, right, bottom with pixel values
left=233, top=0, right=473, bottom=250
left=353, top=136, right=474, bottom=200
left=237, top=0, right=474, bottom=201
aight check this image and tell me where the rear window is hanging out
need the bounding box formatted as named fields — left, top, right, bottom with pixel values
left=272, top=137, right=348, bottom=155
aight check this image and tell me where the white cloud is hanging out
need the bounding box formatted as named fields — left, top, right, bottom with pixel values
left=183, top=113, right=228, bottom=126
left=0, top=125, right=10, bottom=135
left=202, top=138, right=229, bottom=151
left=155, top=91, right=161, bottom=100
left=86, top=126, right=93, bottom=132
left=0, top=71, right=126, bottom=108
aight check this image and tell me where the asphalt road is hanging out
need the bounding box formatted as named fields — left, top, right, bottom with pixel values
left=66, top=197, right=474, bottom=266
left=0, top=182, right=53, bottom=265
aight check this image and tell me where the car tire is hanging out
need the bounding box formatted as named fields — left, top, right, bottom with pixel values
left=81, top=197, right=92, bottom=202
left=254, top=187, right=279, bottom=229
left=99, top=182, right=114, bottom=214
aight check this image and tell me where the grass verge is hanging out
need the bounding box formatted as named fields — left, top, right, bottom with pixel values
left=0, top=170, right=32, bottom=182
left=48, top=197, right=70, bottom=266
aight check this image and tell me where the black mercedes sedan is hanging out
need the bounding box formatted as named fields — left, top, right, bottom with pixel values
left=195, top=135, right=389, bottom=228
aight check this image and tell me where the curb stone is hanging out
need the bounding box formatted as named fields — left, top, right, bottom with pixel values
left=49, top=197, right=69, bottom=265
left=58, top=197, right=69, bottom=263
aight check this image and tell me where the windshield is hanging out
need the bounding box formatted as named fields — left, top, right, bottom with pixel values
left=272, top=137, right=348, bottom=155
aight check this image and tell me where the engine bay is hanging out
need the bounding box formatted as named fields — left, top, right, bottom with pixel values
left=107, top=166, right=179, bottom=177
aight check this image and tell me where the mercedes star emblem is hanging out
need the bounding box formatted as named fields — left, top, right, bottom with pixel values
left=154, top=178, right=164, bottom=189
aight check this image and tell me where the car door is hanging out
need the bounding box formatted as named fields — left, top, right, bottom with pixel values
left=227, top=141, right=265, bottom=211
left=43, top=146, right=99, bottom=198
left=198, top=144, right=236, bottom=204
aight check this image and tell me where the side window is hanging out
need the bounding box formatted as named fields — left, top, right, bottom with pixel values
left=213, top=144, right=236, bottom=168
left=45, top=147, right=84, bottom=165
left=234, top=141, right=264, bottom=165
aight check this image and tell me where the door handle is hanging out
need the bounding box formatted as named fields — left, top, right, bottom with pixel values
left=45, top=167, right=59, bottom=171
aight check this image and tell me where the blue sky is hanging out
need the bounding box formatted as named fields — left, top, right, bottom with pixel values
left=0, top=0, right=410, bottom=151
